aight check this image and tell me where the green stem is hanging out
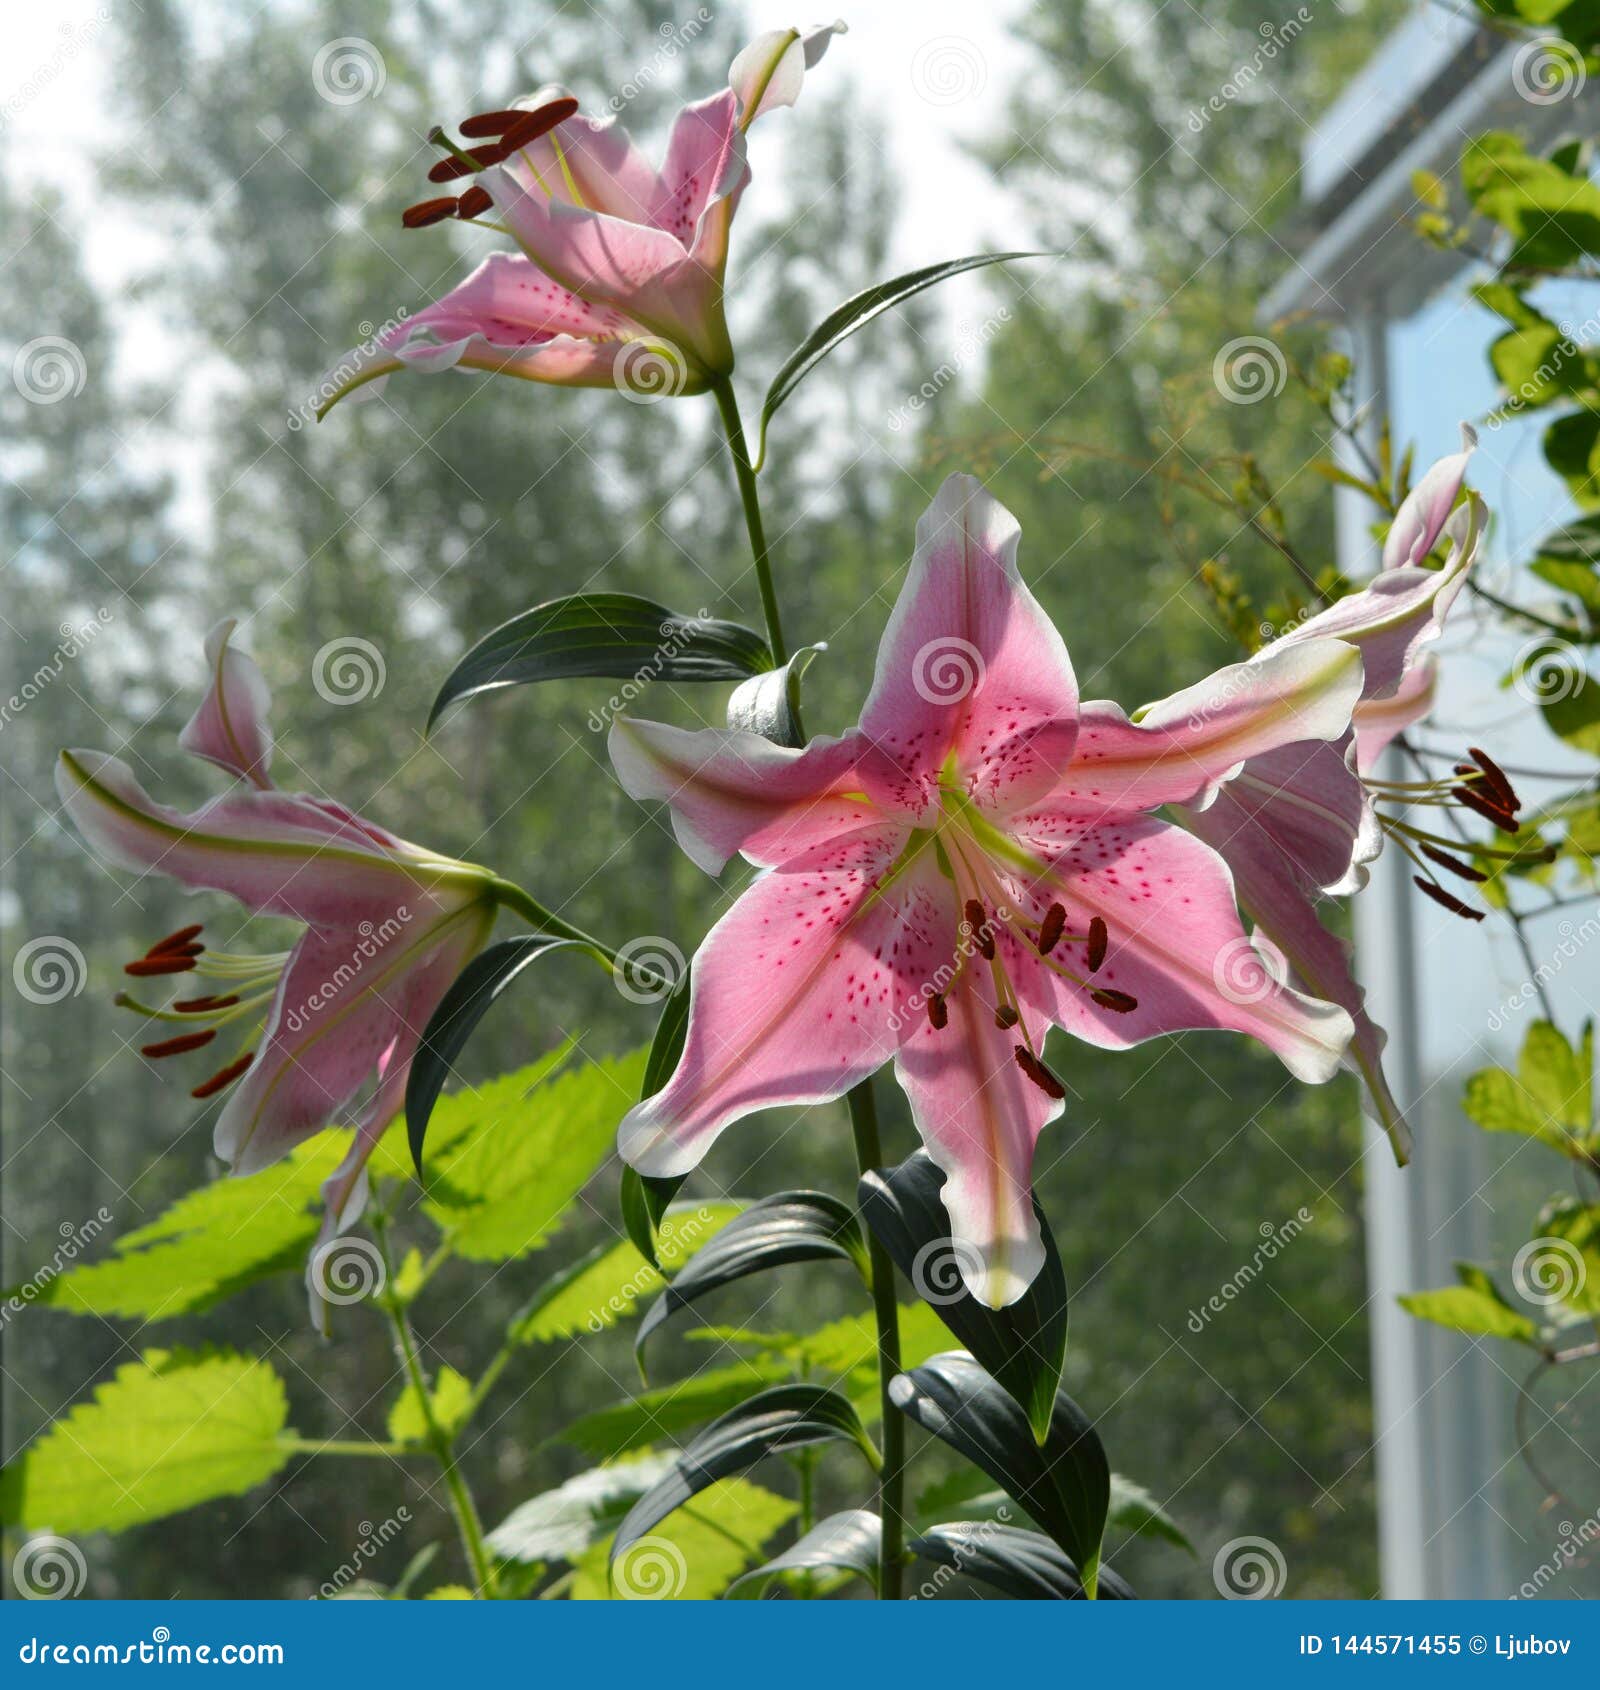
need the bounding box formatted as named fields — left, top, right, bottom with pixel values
left=373, top=1219, right=496, bottom=1597
left=711, top=376, right=790, bottom=668
left=280, top=1437, right=411, bottom=1458
left=846, top=1077, right=905, bottom=1600
left=487, top=877, right=673, bottom=996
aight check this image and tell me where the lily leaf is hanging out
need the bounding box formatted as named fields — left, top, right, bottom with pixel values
left=755, top=252, right=1049, bottom=465
left=888, top=1351, right=1109, bottom=1594
left=429, top=594, right=770, bottom=728
left=908, top=1522, right=1135, bottom=1601
left=725, top=1509, right=881, bottom=1599
left=859, top=1150, right=1068, bottom=1442
left=620, top=982, right=693, bottom=1267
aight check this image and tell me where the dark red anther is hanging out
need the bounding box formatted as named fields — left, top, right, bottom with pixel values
left=1452, top=783, right=1519, bottom=833
left=1468, top=746, right=1520, bottom=813
left=173, top=993, right=241, bottom=1013
left=1419, top=843, right=1487, bottom=884
left=456, top=185, right=493, bottom=219
left=191, top=1052, right=255, bottom=1100
left=1086, top=916, right=1108, bottom=972
left=994, top=1004, right=1020, bottom=1030
left=141, top=1028, right=218, bottom=1060
left=927, top=992, right=948, bottom=1031
left=426, top=144, right=508, bottom=184
left=148, top=923, right=203, bottom=956
left=1014, top=1046, right=1066, bottom=1100
left=459, top=109, right=529, bottom=138
left=963, top=899, right=995, bottom=959
left=124, top=954, right=199, bottom=977
left=1089, top=987, right=1139, bottom=1014
left=1036, top=902, right=1066, bottom=956
left=402, top=196, right=461, bottom=229
left=1413, top=875, right=1485, bottom=922
left=499, top=97, right=579, bottom=152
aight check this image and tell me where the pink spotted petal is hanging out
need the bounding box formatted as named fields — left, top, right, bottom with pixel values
left=608, top=717, right=901, bottom=873
left=1057, top=637, right=1364, bottom=820
left=617, top=826, right=948, bottom=1176
left=1004, top=812, right=1354, bottom=1084
left=1383, top=424, right=1476, bottom=571
left=859, top=474, right=1079, bottom=820
left=651, top=90, right=746, bottom=250
left=501, top=90, right=661, bottom=222
left=178, top=619, right=274, bottom=788
left=893, top=986, right=1059, bottom=1309
left=56, top=750, right=478, bottom=926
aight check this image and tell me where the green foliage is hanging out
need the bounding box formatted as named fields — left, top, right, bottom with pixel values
left=1462, top=131, right=1600, bottom=271
left=0, top=1350, right=294, bottom=1534
left=1535, top=1196, right=1600, bottom=1316
left=388, top=1365, right=474, bottom=1444
left=1463, top=1020, right=1595, bottom=1158
left=559, top=1362, right=791, bottom=1459
left=1397, top=1264, right=1540, bottom=1345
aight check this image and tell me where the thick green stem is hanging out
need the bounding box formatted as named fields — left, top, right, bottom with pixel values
left=487, top=877, right=672, bottom=996
left=373, top=1221, right=496, bottom=1597
left=711, top=377, right=790, bottom=668
left=847, top=1078, right=905, bottom=1599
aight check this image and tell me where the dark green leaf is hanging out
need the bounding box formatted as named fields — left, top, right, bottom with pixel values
left=405, top=936, right=584, bottom=1176
left=635, top=1191, right=870, bottom=1372
left=859, top=1150, right=1068, bottom=1442
left=620, top=981, right=693, bottom=1266
left=725, top=1509, right=881, bottom=1599
left=755, top=253, right=1049, bottom=464
left=609, top=1384, right=878, bottom=1571
left=429, top=595, right=770, bottom=728
left=560, top=1362, right=791, bottom=1459
left=888, top=1351, right=1109, bottom=1593
left=726, top=644, right=826, bottom=749
left=909, top=1522, right=1135, bottom=1601
left=1544, top=409, right=1600, bottom=508
left=1107, top=1474, right=1193, bottom=1553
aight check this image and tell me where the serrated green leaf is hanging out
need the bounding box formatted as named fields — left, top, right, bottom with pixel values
left=0, top=1349, right=294, bottom=1534
left=1535, top=1196, right=1600, bottom=1315
left=1462, top=131, right=1600, bottom=270
left=1398, top=1262, right=1540, bottom=1344
left=487, top=1453, right=676, bottom=1564
left=1107, top=1474, right=1193, bottom=1552
left=1463, top=1020, right=1594, bottom=1157
left=388, top=1364, right=474, bottom=1445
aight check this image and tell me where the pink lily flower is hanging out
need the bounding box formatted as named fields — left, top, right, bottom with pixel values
left=55, top=621, right=500, bottom=1329
left=1170, top=431, right=1483, bottom=1164
left=608, top=475, right=1365, bottom=1306
left=318, top=22, right=845, bottom=415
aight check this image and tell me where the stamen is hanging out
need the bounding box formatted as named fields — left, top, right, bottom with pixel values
left=1468, top=746, right=1520, bottom=813
left=1451, top=783, right=1520, bottom=833
left=499, top=98, right=580, bottom=151
left=1014, top=1046, right=1066, bottom=1099
left=1036, top=902, right=1066, bottom=956
left=927, top=993, right=948, bottom=1031
left=459, top=109, right=530, bottom=138
left=141, top=1029, right=218, bottom=1060
left=1419, top=843, right=1487, bottom=884
left=963, top=899, right=995, bottom=960
left=994, top=1004, right=1020, bottom=1030
left=456, top=185, right=493, bottom=220
left=427, top=143, right=509, bottom=184
left=1089, top=987, right=1139, bottom=1014
left=124, top=954, right=198, bottom=977
left=191, top=1052, right=255, bottom=1100
left=1413, top=875, right=1485, bottom=922
left=1087, top=916, right=1108, bottom=972
left=148, top=923, right=203, bottom=956
left=402, top=196, right=461, bottom=229
left=174, top=993, right=241, bottom=1013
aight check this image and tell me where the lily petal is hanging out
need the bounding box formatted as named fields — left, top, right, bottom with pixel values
left=1005, top=812, right=1355, bottom=1084
left=1058, top=637, right=1364, bottom=819
left=1354, top=659, right=1437, bottom=773
left=729, top=21, right=848, bottom=125
left=859, top=474, right=1080, bottom=818
left=1383, top=423, right=1476, bottom=571
left=617, top=826, right=947, bottom=1176
left=178, top=619, right=274, bottom=788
